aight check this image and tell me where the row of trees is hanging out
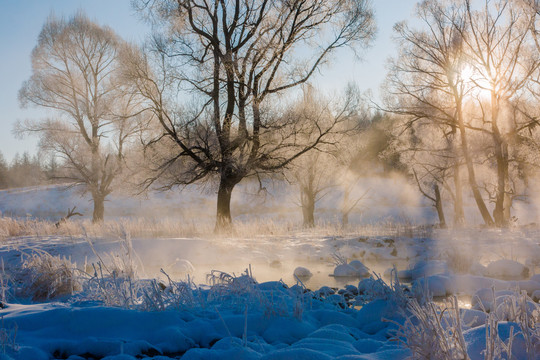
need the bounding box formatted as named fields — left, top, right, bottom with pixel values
left=385, top=0, right=540, bottom=228
left=21, top=0, right=540, bottom=229
left=0, top=152, right=54, bottom=189
left=17, top=1, right=376, bottom=230
left=0, top=151, right=73, bottom=190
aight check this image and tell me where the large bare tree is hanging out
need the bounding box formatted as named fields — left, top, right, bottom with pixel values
left=130, top=0, right=375, bottom=230
left=461, top=0, right=540, bottom=226
left=18, top=13, right=143, bottom=222
left=385, top=0, right=487, bottom=225
left=386, top=0, right=540, bottom=227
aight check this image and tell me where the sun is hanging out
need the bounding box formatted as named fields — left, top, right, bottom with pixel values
left=460, top=65, right=474, bottom=84
left=459, top=65, right=492, bottom=99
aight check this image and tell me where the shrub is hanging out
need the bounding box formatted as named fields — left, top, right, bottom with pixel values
left=395, top=290, right=540, bottom=360
left=17, top=251, right=81, bottom=301
left=393, top=296, right=469, bottom=360
left=82, top=231, right=140, bottom=308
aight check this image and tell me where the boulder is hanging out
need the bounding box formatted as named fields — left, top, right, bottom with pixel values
left=485, top=259, right=529, bottom=280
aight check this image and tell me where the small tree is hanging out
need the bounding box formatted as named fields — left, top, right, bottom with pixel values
left=284, top=86, right=362, bottom=227
left=290, top=150, right=336, bottom=228
left=18, top=13, right=143, bottom=222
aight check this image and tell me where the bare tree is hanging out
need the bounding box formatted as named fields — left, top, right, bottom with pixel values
left=384, top=0, right=493, bottom=225
left=17, top=13, right=144, bottom=222
left=461, top=0, right=540, bottom=226
left=408, top=123, right=455, bottom=228
left=335, top=117, right=371, bottom=228
left=386, top=0, right=540, bottom=227
left=290, top=151, right=334, bottom=227
left=130, top=0, right=375, bottom=230
left=284, top=86, right=363, bottom=227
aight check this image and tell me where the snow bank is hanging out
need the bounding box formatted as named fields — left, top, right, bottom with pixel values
left=464, top=322, right=530, bottom=360
left=412, top=274, right=540, bottom=298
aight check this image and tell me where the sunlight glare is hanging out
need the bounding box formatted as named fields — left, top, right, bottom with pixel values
left=459, top=65, right=492, bottom=99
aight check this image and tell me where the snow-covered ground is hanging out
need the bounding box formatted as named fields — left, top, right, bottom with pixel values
left=0, top=185, right=539, bottom=359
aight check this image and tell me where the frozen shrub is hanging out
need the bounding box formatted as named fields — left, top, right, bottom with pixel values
left=82, top=233, right=140, bottom=309
left=354, top=269, right=411, bottom=308
left=393, top=296, right=469, bottom=360
left=141, top=270, right=197, bottom=311
left=17, top=252, right=81, bottom=301
left=207, top=268, right=257, bottom=295
left=395, top=290, right=540, bottom=360
left=490, top=290, right=540, bottom=359
left=442, top=246, right=474, bottom=274
left=84, top=261, right=140, bottom=308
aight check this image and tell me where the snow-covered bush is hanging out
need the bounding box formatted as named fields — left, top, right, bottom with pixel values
left=393, top=296, right=468, bottom=360
left=293, top=266, right=312, bottom=278
left=443, top=246, right=474, bottom=274
left=17, top=251, right=81, bottom=301
left=82, top=231, right=141, bottom=308
left=354, top=269, right=410, bottom=307
left=141, top=271, right=198, bottom=311
left=396, top=290, right=540, bottom=360
left=485, top=259, right=529, bottom=280
left=206, top=268, right=282, bottom=315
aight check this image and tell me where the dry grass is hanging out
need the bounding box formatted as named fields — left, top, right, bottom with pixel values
left=0, top=316, right=19, bottom=354
left=0, top=216, right=430, bottom=241
left=394, top=296, right=469, bottom=360
left=442, top=246, right=475, bottom=274
left=17, top=251, right=81, bottom=301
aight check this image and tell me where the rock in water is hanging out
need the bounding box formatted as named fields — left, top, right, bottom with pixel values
left=294, top=266, right=313, bottom=278
left=334, top=264, right=359, bottom=277
left=348, top=260, right=370, bottom=277
left=485, top=259, right=529, bottom=280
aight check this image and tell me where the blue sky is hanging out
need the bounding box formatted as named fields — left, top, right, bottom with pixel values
left=0, top=0, right=417, bottom=162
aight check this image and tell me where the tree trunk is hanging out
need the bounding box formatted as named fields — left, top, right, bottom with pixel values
left=301, top=187, right=315, bottom=228
left=215, top=175, right=237, bottom=232
left=453, top=164, right=465, bottom=226
left=492, top=142, right=508, bottom=227
left=491, top=93, right=510, bottom=227
left=341, top=187, right=350, bottom=228
left=92, top=193, right=105, bottom=223
left=456, top=106, right=494, bottom=226
left=503, top=191, right=512, bottom=224
left=434, top=184, right=447, bottom=228
left=341, top=212, right=349, bottom=228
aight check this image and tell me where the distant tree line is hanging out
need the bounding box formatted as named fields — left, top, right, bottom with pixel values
left=0, top=151, right=63, bottom=189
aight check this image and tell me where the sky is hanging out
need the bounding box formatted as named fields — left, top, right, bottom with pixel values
left=0, top=0, right=417, bottom=162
